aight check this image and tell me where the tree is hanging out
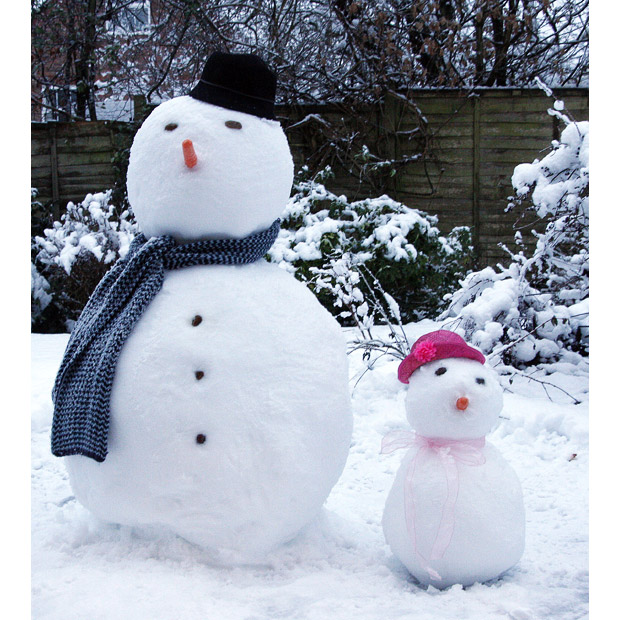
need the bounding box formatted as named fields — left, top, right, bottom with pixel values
left=31, top=1, right=588, bottom=199
left=31, top=1, right=225, bottom=121
left=32, top=1, right=589, bottom=121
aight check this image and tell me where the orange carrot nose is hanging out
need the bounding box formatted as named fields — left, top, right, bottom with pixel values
left=182, top=139, right=198, bottom=168
left=456, top=397, right=469, bottom=411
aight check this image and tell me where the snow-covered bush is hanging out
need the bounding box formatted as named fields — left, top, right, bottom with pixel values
left=31, top=262, right=52, bottom=328
left=34, top=190, right=136, bottom=273
left=32, top=190, right=138, bottom=331
left=442, top=262, right=588, bottom=366
left=310, top=253, right=374, bottom=335
left=310, top=252, right=412, bottom=362
left=510, top=111, right=589, bottom=304
left=441, top=102, right=589, bottom=368
left=31, top=187, right=49, bottom=237
left=31, top=173, right=472, bottom=332
left=269, top=168, right=474, bottom=324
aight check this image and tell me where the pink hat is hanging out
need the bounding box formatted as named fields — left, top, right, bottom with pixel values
left=398, top=330, right=485, bottom=384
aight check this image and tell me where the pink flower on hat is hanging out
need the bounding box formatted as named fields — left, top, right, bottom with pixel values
left=398, top=330, right=485, bottom=384
left=413, top=341, right=437, bottom=363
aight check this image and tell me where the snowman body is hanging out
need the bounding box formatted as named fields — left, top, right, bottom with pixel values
left=382, top=356, right=525, bottom=588
left=64, top=91, right=352, bottom=560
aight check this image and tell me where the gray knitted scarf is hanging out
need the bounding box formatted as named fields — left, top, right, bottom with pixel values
left=51, top=219, right=280, bottom=463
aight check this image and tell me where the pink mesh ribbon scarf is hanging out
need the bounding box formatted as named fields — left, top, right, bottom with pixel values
left=381, top=431, right=486, bottom=581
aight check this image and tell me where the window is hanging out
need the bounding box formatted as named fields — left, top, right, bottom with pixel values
left=107, top=1, right=151, bottom=35
left=42, top=85, right=77, bottom=122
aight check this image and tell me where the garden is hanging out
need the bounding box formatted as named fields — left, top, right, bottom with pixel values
left=31, top=95, right=588, bottom=619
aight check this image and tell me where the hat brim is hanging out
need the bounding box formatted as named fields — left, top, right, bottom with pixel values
left=398, top=346, right=485, bottom=384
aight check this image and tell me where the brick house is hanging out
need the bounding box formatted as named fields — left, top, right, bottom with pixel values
left=31, top=0, right=200, bottom=123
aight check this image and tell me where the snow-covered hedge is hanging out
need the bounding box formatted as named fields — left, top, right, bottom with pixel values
left=31, top=190, right=138, bottom=331
left=441, top=262, right=588, bottom=366
left=34, top=190, right=136, bottom=272
left=268, top=168, right=474, bottom=324
left=440, top=102, right=589, bottom=367
left=31, top=262, right=52, bottom=327
left=32, top=172, right=473, bottom=332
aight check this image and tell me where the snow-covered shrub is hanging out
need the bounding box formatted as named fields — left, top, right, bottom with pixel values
left=269, top=168, right=474, bottom=324
left=442, top=261, right=588, bottom=366
left=310, top=252, right=412, bottom=362
left=31, top=187, right=49, bottom=237
left=31, top=172, right=472, bottom=332
left=441, top=102, right=589, bottom=367
left=311, top=253, right=374, bottom=335
left=32, top=190, right=138, bottom=331
left=31, top=262, right=52, bottom=328
left=510, top=112, right=589, bottom=304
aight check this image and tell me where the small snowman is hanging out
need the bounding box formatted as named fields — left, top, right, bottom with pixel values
left=51, top=52, right=352, bottom=561
left=381, top=330, right=525, bottom=588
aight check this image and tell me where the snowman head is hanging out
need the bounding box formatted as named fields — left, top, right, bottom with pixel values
left=127, top=52, right=294, bottom=242
left=399, top=331, right=503, bottom=440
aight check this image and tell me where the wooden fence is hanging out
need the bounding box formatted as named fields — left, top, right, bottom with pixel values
left=31, top=88, right=588, bottom=266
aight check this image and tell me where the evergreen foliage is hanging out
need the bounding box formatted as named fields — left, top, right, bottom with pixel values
left=268, top=168, right=474, bottom=325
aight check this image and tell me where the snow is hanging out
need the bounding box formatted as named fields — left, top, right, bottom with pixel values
left=441, top=258, right=588, bottom=367
left=31, top=321, right=589, bottom=619
left=511, top=120, right=589, bottom=221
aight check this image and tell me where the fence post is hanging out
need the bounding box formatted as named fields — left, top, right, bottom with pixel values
left=383, top=92, right=402, bottom=196
left=472, top=94, right=481, bottom=257
left=49, top=123, right=60, bottom=220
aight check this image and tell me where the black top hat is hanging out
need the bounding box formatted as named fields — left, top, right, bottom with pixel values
left=189, top=52, right=277, bottom=120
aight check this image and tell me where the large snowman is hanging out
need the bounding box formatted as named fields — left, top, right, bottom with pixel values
left=51, top=52, right=352, bottom=561
left=381, top=330, right=525, bottom=587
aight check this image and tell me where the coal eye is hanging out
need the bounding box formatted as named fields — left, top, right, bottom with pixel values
left=196, top=433, right=207, bottom=445
left=165, top=123, right=178, bottom=131
left=225, top=120, right=243, bottom=130
left=435, top=367, right=447, bottom=376
left=476, top=377, right=486, bottom=385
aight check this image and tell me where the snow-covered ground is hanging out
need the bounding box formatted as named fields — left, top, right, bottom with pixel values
left=31, top=322, right=588, bottom=620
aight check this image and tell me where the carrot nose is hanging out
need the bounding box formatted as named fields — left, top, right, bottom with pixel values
left=456, top=397, right=469, bottom=411
left=182, top=139, right=198, bottom=168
